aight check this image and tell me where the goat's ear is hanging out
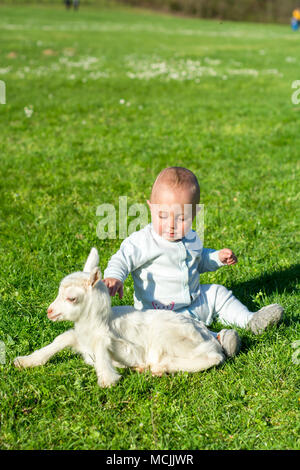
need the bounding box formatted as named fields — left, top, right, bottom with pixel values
left=84, top=247, right=99, bottom=272
left=89, top=267, right=102, bottom=288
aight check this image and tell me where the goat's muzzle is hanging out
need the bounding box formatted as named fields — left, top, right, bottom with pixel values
left=47, top=307, right=60, bottom=321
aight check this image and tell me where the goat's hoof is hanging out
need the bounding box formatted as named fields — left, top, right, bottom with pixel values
left=97, top=374, right=121, bottom=388
left=134, top=365, right=146, bottom=373
left=14, top=355, right=43, bottom=368
left=151, top=368, right=166, bottom=377
left=14, top=356, right=29, bottom=368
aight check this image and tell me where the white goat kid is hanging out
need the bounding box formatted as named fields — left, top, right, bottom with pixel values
left=14, top=248, right=228, bottom=387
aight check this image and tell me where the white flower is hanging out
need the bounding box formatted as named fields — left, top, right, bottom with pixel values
left=119, top=99, right=125, bottom=104
left=24, top=106, right=33, bottom=118
left=0, top=67, right=11, bottom=74
left=285, top=57, right=296, bottom=63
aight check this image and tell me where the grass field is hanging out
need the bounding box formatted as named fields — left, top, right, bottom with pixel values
left=0, top=3, right=299, bottom=450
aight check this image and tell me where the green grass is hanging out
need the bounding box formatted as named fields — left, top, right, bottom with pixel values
left=0, top=3, right=299, bottom=450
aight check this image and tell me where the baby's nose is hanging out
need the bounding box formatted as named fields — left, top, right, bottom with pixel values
left=169, top=214, right=175, bottom=227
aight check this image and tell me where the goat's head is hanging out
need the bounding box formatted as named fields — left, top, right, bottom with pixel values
left=47, top=248, right=110, bottom=323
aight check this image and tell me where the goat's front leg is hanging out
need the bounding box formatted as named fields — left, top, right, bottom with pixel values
left=14, top=329, right=77, bottom=368
left=94, top=340, right=121, bottom=388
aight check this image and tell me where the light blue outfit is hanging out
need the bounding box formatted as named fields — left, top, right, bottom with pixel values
left=104, top=223, right=253, bottom=328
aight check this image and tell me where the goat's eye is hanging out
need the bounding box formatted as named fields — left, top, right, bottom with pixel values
left=67, top=297, right=77, bottom=303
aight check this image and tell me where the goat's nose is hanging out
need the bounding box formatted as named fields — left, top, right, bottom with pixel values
left=47, top=307, right=53, bottom=317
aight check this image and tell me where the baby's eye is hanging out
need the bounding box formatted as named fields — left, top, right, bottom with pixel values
left=159, top=212, right=168, bottom=219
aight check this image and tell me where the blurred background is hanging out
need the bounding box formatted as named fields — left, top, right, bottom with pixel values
left=1, top=0, right=300, bottom=24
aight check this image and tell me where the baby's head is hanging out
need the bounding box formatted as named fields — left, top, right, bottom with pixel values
left=147, top=167, right=200, bottom=242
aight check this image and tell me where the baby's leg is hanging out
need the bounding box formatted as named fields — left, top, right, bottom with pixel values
left=191, top=285, right=247, bottom=356
left=203, top=284, right=254, bottom=328
left=204, top=284, right=283, bottom=334
left=176, top=302, right=242, bottom=357
left=202, top=284, right=284, bottom=335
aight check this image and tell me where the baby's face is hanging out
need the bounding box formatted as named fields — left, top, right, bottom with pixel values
left=147, top=186, right=196, bottom=242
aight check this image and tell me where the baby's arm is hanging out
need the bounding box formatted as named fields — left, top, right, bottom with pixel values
left=218, top=248, right=238, bottom=266
left=103, top=240, right=131, bottom=297
left=198, top=247, right=237, bottom=273
left=103, top=278, right=124, bottom=298
left=103, top=235, right=144, bottom=297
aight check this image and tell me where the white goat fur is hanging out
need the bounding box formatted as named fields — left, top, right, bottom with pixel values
left=14, top=248, right=226, bottom=387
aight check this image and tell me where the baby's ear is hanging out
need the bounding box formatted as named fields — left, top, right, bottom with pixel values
left=89, top=267, right=102, bottom=288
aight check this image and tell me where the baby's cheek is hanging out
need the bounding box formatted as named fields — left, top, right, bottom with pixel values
left=158, top=224, right=165, bottom=236
left=180, top=222, right=191, bottom=236
left=155, top=218, right=164, bottom=233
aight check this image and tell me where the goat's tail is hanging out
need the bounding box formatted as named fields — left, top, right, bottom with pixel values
left=83, top=247, right=99, bottom=273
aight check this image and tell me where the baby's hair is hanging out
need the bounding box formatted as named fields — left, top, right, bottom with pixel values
left=150, top=167, right=200, bottom=204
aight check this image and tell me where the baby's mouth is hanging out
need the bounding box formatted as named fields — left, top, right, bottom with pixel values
left=165, top=232, right=178, bottom=239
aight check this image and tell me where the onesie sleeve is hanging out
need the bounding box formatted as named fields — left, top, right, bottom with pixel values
left=103, top=231, right=148, bottom=283
left=103, top=239, right=136, bottom=283
left=198, top=248, right=225, bottom=273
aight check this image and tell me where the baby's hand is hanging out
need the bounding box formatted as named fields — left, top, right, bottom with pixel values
left=103, top=278, right=124, bottom=299
left=218, top=248, right=238, bottom=266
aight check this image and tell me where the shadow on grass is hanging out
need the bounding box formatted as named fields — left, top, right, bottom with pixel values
left=228, top=264, right=299, bottom=325
left=210, top=264, right=299, bottom=355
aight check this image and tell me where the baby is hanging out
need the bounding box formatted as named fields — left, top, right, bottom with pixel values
left=103, top=167, right=283, bottom=356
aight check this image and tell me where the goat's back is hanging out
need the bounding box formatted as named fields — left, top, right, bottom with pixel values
left=111, top=306, right=223, bottom=357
